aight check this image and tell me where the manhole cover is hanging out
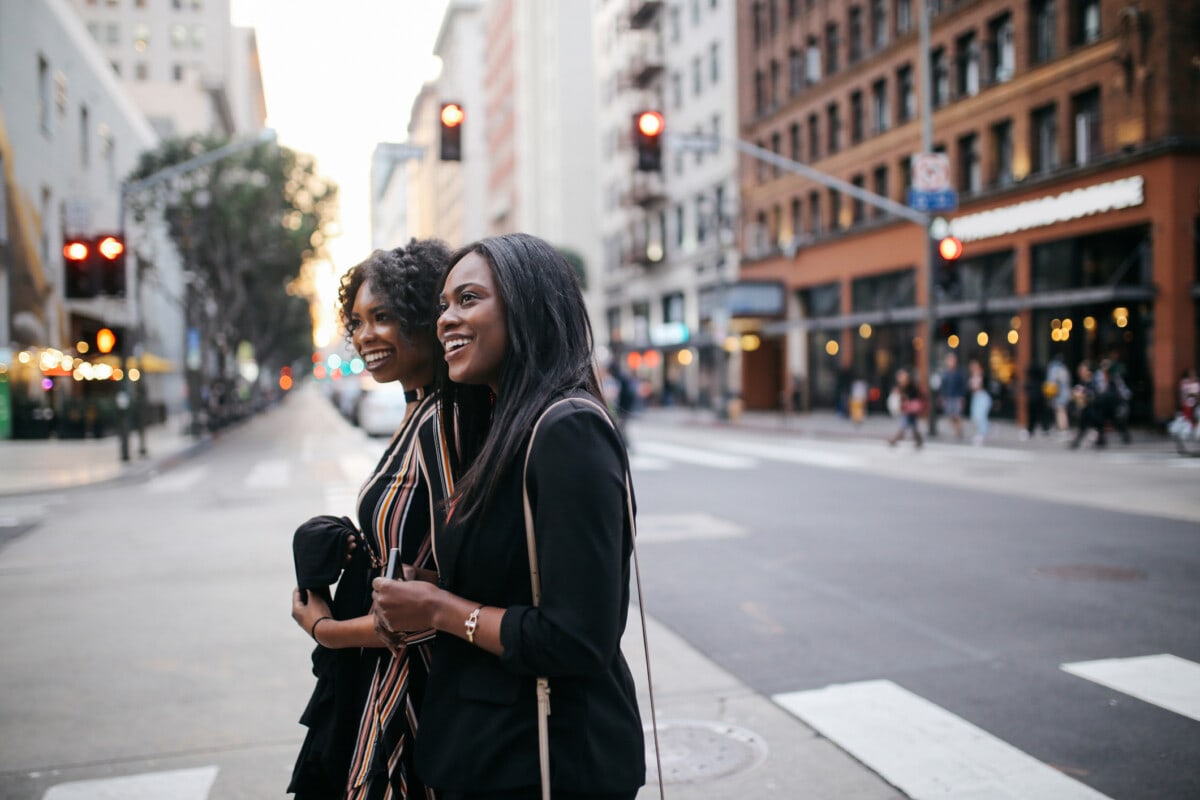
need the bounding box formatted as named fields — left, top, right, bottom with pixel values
left=1033, top=564, right=1146, bottom=582
left=645, top=720, right=768, bottom=784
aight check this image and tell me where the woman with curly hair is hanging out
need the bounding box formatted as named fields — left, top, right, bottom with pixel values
left=290, top=238, right=452, bottom=800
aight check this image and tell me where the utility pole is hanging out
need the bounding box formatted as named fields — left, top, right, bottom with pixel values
left=918, top=0, right=940, bottom=436
left=116, top=128, right=277, bottom=462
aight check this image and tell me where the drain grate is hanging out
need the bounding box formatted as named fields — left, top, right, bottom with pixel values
left=1033, top=564, right=1146, bottom=582
left=645, top=720, right=768, bottom=784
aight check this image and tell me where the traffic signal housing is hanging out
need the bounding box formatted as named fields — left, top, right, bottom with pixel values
left=62, top=234, right=127, bottom=298
left=96, top=234, right=127, bottom=296
left=440, top=102, right=464, bottom=161
left=95, top=327, right=119, bottom=355
left=633, top=110, right=664, bottom=172
left=934, top=235, right=963, bottom=292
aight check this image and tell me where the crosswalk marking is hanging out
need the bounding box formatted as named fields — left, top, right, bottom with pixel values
left=774, top=679, right=1112, bottom=800
left=325, top=487, right=360, bottom=518
left=633, top=441, right=757, bottom=470
left=711, top=438, right=864, bottom=469
left=146, top=465, right=209, bottom=494
left=244, top=458, right=290, bottom=490
left=43, top=766, right=218, bottom=799
left=637, top=512, right=747, bottom=543
left=1062, top=654, right=1200, bottom=723
left=629, top=453, right=672, bottom=471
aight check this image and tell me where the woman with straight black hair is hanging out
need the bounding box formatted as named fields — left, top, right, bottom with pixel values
left=371, top=233, right=646, bottom=800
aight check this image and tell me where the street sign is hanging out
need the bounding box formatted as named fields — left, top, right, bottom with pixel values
left=907, top=187, right=958, bottom=212
left=377, top=142, right=426, bottom=161
left=666, top=133, right=720, bottom=153
left=913, top=152, right=951, bottom=191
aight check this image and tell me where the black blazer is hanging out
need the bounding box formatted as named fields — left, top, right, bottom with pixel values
left=415, top=396, right=645, bottom=794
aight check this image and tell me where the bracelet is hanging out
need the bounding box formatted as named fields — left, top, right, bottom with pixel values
left=464, top=606, right=482, bottom=644
left=310, top=615, right=333, bottom=644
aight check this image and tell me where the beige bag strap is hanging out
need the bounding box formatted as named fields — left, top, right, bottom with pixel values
left=522, top=396, right=665, bottom=800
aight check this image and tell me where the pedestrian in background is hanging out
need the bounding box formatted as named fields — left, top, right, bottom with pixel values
left=289, top=239, right=452, bottom=800
left=968, top=358, right=992, bottom=445
left=371, top=233, right=646, bottom=800
left=938, top=352, right=966, bottom=440
left=1021, top=359, right=1051, bottom=440
left=1070, top=360, right=1107, bottom=449
left=887, top=368, right=925, bottom=449
left=1045, top=352, right=1073, bottom=436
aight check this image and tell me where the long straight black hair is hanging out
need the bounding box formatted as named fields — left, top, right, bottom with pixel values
left=436, top=233, right=604, bottom=529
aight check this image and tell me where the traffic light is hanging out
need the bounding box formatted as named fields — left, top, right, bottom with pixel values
left=934, top=235, right=963, bottom=292
left=633, top=110, right=664, bottom=172
left=95, top=327, right=118, bottom=354
left=440, top=102, right=464, bottom=161
left=64, top=237, right=99, bottom=298
left=96, top=234, right=127, bottom=296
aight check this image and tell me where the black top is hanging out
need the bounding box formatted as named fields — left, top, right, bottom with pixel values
left=415, top=395, right=645, bottom=794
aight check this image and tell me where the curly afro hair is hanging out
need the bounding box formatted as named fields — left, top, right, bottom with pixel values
left=337, top=238, right=451, bottom=348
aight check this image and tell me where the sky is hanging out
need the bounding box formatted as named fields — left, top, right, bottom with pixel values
left=229, top=0, right=449, bottom=343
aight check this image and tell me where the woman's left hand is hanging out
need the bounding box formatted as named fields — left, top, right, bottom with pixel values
left=292, top=587, right=332, bottom=633
left=371, top=577, right=440, bottom=633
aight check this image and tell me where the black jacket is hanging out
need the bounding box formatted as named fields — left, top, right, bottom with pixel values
left=415, top=397, right=645, bottom=794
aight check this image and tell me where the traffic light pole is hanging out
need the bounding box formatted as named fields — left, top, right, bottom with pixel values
left=918, top=0, right=940, bottom=436
left=116, top=128, right=277, bottom=462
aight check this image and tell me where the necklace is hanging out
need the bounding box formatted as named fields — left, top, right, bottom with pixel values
left=404, top=384, right=434, bottom=403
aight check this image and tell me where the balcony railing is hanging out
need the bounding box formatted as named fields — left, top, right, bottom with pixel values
left=628, top=0, right=664, bottom=30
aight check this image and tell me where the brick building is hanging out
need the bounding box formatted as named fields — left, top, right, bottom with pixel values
left=736, top=0, right=1200, bottom=423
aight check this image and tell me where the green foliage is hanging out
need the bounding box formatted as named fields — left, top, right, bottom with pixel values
left=128, top=135, right=337, bottom=379
left=556, top=246, right=588, bottom=291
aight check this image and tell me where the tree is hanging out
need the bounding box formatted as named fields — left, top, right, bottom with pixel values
left=128, top=135, right=337, bottom=390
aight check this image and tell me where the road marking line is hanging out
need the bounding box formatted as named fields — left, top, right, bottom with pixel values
left=629, top=454, right=671, bottom=471
left=325, top=487, right=359, bottom=518
left=634, top=441, right=756, bottom=470
left=1062, top=654, right=1200, bottom=723
left=773, top=679, right=1111, bottom=800
left=43, top=765, right=218, bottom=799
left=146, top=465, right=209, bottom=493
left=244, top=459, right=290, bottom=489
left=637, top=512, right=747, bottom=543
left=711, top=439, right=863, bottom=469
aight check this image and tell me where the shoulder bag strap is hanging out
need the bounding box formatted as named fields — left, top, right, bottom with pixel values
left=521, top=396, right=665, bottom=800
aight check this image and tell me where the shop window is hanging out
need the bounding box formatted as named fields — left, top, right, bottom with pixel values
left=992, top=119, right=1014, bottom=186
left=1031, top=0, right=1056, bottom=64
left=1072, top=87, right=1101, bottom=165
left=1032, top=226, right=1151, bottom=291
left=1031, top=103, right=1059, bottom=174
left=852, top=269, right=916, bottom=312
left=956, top=31, right=980, bottom=98
left=944, top=250, right=1015, bottom=303
left=988, top=13, right=1015, bottom=83
left=1071, top=0, right=1100, bottom=45
left=871, top=78, right=889, bottom=134
left=897, top=64, right=915, bottom=122
left=850, top=91, right=865, bottom=144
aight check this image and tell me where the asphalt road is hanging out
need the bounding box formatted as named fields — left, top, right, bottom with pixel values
left=0, top=389, right=1196, bottom=799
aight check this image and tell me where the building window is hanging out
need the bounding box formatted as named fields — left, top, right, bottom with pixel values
left=956, top=31, right=979, bottom=97
left=38, top=55, right=50, bottom=136
left=710, top=42, right=719, bottom=84
left=693, top=57, right=704, bottom=96
left=111, top=61, right=121, bottom=76
left=1032, top=103, right=1058, bottom=173
left=931, top=48, right=949, bottom=107
left=790, top=121, right=802, bottom=162
left=825, top=23, right=840, bottom=74
left=191, top=25, right=205, bottom=49
left=789, top=47, right=804, bottom=95
left=675, top=205, right=685, bottom=248
left=790, top=197, right=803, bottom=239
left=757, top=139, right=769, bottom=181
left=900, top=154, right=913, bottom=192
left=809, top=190, right=823, bottom=233
left=1072, top=87, right=1100, bottom=165
left=895, top=0, right=911, bottom=35
left=827, top=103, right=841, bottom=154
left=172, top=63, right=185, bottom=81
left=830, top=189, right=844, bottom=230
left=871, top=78, right=889, bottom=134
left=1031, top=0, right=1056, bottom=64
left=134, top=23, right=150, bottom=52
left=851, top=174, right=866, bottom=224
left=754, top=70, right=765, bottom=114
left=771, top=131, right=783, bottom=176
left=871, top=0, right=888, bottom=50
left=788, top=0, right=800, bottom=19
left=849, top=7, right=864, bottom=64
left=135, top=61, right=149, bottom=80
left=992, top=119, right=1014, bottom=186
left=692, top=0, right=702, bottom=26
left=696, top=194, right=709, bottom=243
left=850, top=91, right=865, bottom=144
left=808, top=112, right=820, bottom=160
left=872, top=164, right=889, bottom=217
left=99, top=124, right=115, bottom=187
left=988, top=13, right=1015, bottom=83
left=87, top=22, right=101, bottom=41
left=897, top=64, right=915, bottom=122
left=672, top=72, right=683, bottom=109
left=1071, top=0, right=1100, bottom=45
left=806, top=37, right=822, bottom=85
left=79, top=105, right=90, bottom=166
left=769, top=59, right=780, bottom=106
left=958, top=132, right=980, bottom=193
left=671, top=4, right=683, bottom=42
left=171, top=24, right=188, bottom=48
left=106, top=22, right=119, bottom=44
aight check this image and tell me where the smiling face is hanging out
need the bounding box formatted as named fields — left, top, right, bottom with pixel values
left=349, top=279, right=432, bottom=387
left=438, top=251, right=509, bottom=393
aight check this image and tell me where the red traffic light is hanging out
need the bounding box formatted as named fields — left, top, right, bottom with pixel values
left=938, top=236, right=963, bottom=261
left=97, top=235, right=125, bottom=260
left=440, top=103, right=465, bottom=128
left=636, top=110, right=664, bottom=138
left=64, top=241, right=90, bottom=262
left=96, top=327, right=117, bottom=354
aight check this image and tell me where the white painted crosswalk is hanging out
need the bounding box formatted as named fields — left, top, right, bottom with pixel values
left=42, top=766, right=218, bottom=799
left=773, top=653, right=1200, bottom=800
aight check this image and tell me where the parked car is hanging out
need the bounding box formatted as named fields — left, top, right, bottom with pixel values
left=356, top=381, right=408, bottom=437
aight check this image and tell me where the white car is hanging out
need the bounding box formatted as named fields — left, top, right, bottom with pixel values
left=356, top=381, right=408, bottom=437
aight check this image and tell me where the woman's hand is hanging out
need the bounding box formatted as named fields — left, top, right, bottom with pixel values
left=292, top=587, right=332, bottom=635
left=344, top=534, right=357, bottom=565
left=371, top=577, right=441, bottom=634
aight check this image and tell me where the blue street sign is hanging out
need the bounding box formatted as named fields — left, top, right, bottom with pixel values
left=907, top=188, right=958, bottom=212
